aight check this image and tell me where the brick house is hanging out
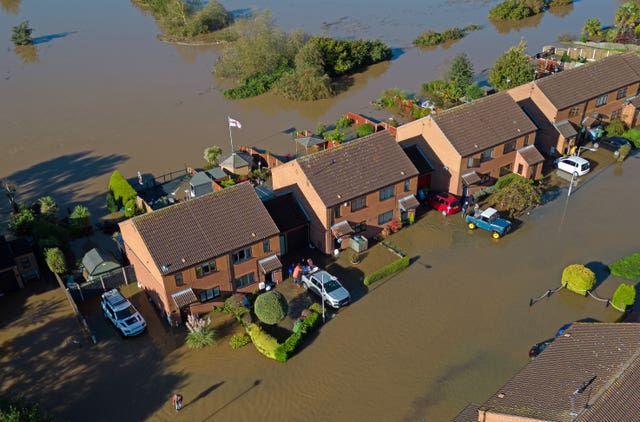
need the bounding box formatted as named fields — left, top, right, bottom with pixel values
left=508, top=52, right=640, bottom=155
left=396, top=92, right=542, bottom=197
left=453, top=323, right=640, bottom=422
left=271, top=131, right=419, bottom=255
left=119, top=182, right=282, bottom=325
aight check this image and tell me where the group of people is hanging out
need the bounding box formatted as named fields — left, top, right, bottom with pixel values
left=289, top=258, right=315, bottom=287
left=461, top=197, right=479, bottom=216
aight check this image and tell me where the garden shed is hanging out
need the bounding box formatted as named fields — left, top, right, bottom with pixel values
left=82, top=248, right=122, bottom=281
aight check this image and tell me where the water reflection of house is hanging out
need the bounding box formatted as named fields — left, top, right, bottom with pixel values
left=396, top=92, right=541, bottom=197
left=508, top=52, right=640, bottom=155
left=119, top=182, right=282, bottom=325
left=454, top=323, right=640, bottom=422
left=271, top=131, right=419, bottom=254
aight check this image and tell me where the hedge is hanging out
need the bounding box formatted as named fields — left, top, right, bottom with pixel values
left=609, top=253, right=640, bottom=281
left=254, top=290, right=288, bottom=325
left=245, top=323, right=279, bottom=359
left=108, top=170, right=137, bottom=206
left=274, top=311, right=321, bottom=362
left=561, top=264, right=596, bottom=296
left=611, top=283, right=636, bottom=311
left=364, top=255, right=410, bottom=286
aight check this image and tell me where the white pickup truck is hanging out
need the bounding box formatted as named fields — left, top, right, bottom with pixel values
left=301, top=268, right=351, bottom=308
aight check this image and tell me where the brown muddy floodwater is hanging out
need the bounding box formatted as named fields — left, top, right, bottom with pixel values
left=1, top=1, right=638, bottom=421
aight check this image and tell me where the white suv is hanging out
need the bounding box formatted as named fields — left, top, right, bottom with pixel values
left=555, top=156, right=590, bottom=176
left=301, top=269, right=351, bottom=308
left=100, top=289, right=146, bottom=337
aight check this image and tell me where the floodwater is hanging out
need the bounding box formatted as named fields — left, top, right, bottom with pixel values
left=0, top=1, right=638, bottom=421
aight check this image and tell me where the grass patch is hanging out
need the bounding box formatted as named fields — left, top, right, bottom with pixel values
left=609, top=252, right=640, bottom=281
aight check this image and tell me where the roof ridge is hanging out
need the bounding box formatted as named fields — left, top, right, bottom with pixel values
left=434, top=91, right=508, bottom=118
left=296, top=131, right=390, bottom=162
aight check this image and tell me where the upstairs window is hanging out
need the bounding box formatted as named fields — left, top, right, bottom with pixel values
left=232, top=247, right=252, bottom=264
left=503, top=140, right=516, bottom=154
left=404, top=179, right=411, bottom=192
left=379, top=186, right=394, bottom=201
left=174, top=273, right=184, bottom=286
left=596, top=94, right=608, bottom=107
left=333, top=205, right=341, bottom=218
left=263, top=239, right=271, bottom=253
left=235, top=272, right=255, bottom=288
left=617, top=87, right=627, bottom=100
left=351, top=196, right=367, bottom=212
left=568, top=107, right=581, bottom=118
left=480, top=148, right=494, bottom=162
left=195, top=261, right=216, bottom=278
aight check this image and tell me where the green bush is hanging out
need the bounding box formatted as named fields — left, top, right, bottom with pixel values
left=8, top=208, right=35, bottom=237
left=44, top=247, right=66, bottom=274
left=357, top=123, right=375, bottom=138
left=253, top=291, right=288, bottom=325
left=489, top=0, right=539, bottom=21
left=413, top=30, right=443, bottom=47
left=618, top=144, right=632, bottom=161
left=11, top=21, right=33, bottom=46
left=108, top=171, right=138, bottom=206
left=246, top=322, right=280, bottom=359
left=308, top=302, right=323, bottom=314
left=124, top=198, right=138, bottom=218
left=229, top=333, right=252, bottom=349
left=69, top=205, right=91, bottom=237
left=223, top=66, right=290, bottom=99
left=0, top=396, right=51, bottom=422
left=274, top=311, right=321, bottom=362
left=622, top=128, right=640, bottom=148
left=220, top=179, right=236, bottom=187
left=364, top=256, right=410, bottom=286
left=605, top=119, right=626, bottom=136
left=609, top=252, right=640, bottom=281
left=186, top=327, right=217, bottom=349
left=106, top=192, right=119, bottom=213
left=310, top=37, right=392, bottom=77
left=611, top=283, right=636, bottom=311
left=495, top=173, right=528, bottom=190
left=336, top=117, right=354, bottom=129
left=561, top=264, right=596, bottom=295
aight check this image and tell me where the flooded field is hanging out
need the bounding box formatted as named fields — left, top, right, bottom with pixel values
left=1, top=0, right=638, bottom=421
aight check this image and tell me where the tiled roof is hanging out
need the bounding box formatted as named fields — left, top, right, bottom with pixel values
left=516, top=145, right=544, bottom=165
left=258, top=254, right=282, bottom=274
left=131, top=182, right=279, bottom=274
left=452, top=403, right=480, bottom=422
left=220, top=152, right=252, bottom=168
left=535, top=52, right=640, bottom=110
left=555, top=120, right=578, bottom=139
left=171, top=288, right=198, bottom=309
left=297, top=131, right=418, bottom=207
left=479, top=323, right=640, bottom=421
left=432, top=92, right=538, bottom=157
left=263, top=193, right=309, bottom=232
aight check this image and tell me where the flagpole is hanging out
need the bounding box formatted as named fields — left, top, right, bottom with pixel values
left=228, top=116, right=234, bottom=153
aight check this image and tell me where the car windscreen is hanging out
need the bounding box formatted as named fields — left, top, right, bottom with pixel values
left=323, top=279, right=342, bottom=293
left=450, top=201, right=461, bottom=208
left=581, top=162, right=589, bottom=171
left=115, top=305, right=136, bottom=320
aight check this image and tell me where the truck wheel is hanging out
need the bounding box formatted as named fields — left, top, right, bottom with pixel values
left=467, top=222, right=475, bottom=229
left=492, top=231, right=501, bottom=239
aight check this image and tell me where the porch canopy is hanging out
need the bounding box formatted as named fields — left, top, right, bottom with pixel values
left=331, top=220, right=354, bottom=239
left=258, top=254, right=282, bottom=274
left=461, top=171, right=481, bottom=186
left=398, top=194, right=420, bottom=211
left=172, top=287, right=198, bottom=309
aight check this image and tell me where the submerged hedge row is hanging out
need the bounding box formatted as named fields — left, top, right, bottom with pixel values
left=364, top=255, right=410, bottom=286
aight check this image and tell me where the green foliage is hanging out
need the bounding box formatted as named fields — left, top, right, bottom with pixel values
left=609, top=252, right=640, bottom=281
left=309, top=36, right=392, bottom=77
left=44, top=247, right=66, bottom=274
left=413, top=26, right=473, bottom=47
left=186, top=326, right=217, bottom=348
left=220, top=179, right=236, bottom=187
left=486, top=177, right=542, bottom=217
left=275, top=65, right=333, bottom=101
left=245, top=322, right=280, bottom=359
left=465, top=83, right=484, bottom=101
left=622, top=128, right=640, bottom=148
left=159, top=0, right=233, bottom=37
left=229, top=332, right=252, bottom=349
left=8, top=208, right=35, bottom=237
left=69, top=205, right=91, bottom=237
left=618, top=143, right=632, bottom=161
left=605, top=119, right=626, bottom=137
left=413, top=30, right=444, bottom=47
left=489, top=39, right=535, bottom=90
left=0, top=396, right=51, bottom=422
left=489, top=0, right=546, bottom=21
left=108, top=171, right=137, bottom=207
left=308, top=302, right=323, bottom=314
left=336, top=117, right=354, bottom=129
left=204, top=146, right=222, bottom=167
left=106, top=192, right=118, bottom=213
left=615, top=2, right=640, bottom=31
left=357, top=123, right=375, bottom=138
left=611, top=283, right=636, bottom=310
left=33, top=220, right=68, bottom=249
left=223, top=294, right=249, bottom=320
left=582, top=18, right=602, bottom=39
left=495, top=172, right=527, bottom=190
left=11, top=21, right=33, bottom=46
left=560, top=52, right=571, bottom=63
left=274, top=311, right=321, bottom=362
left=253, top=291, right=288, bottom=325
left=37, top=196, right=58, bottom=221
left=325, top=129, right=344, bottom=144
left=316, top=123, right=327, bottom=137
left=124, top=199, right=138, bottom=218
left=364, top=256, right=410, bottom=286
left=224, top=66, right=292, bottom=99
left=562, top=264, right=596, bottom=295
left=445, top=53, right=475, bottom=100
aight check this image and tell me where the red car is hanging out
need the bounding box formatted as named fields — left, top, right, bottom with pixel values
left=428, top=192, right=462, bottom=216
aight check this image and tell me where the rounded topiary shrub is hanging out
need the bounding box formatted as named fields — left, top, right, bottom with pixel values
left=357, top=123, right=375, bottom=138
left=562, top=264, right=596, bottom=296
left=611, top=283, right=636, bottom=311
left=254, top=291, right=288, bottom=325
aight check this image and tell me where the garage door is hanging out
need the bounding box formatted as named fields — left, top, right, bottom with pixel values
left=0, top=269, right=20, bottom=294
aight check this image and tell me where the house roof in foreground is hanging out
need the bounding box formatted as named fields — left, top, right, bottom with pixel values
left=296, top=131, right=419, bottom=207
left=431, top=91, right=538, bottom=157
left=130, top=182, right=278, bottom=274
left=479, top=323, right=640, bottom=422
left=535, top=52, right=640, bottom=110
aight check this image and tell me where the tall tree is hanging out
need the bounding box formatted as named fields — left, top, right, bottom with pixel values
left=615, top=2, right=640, bottom=32
left=38, top=196, right=58, bottom=221
left=489, top=39, right=534, bottom=90
left=582, top=18, right=602, bottom=39
left=11, top=21, right=32, bottom=46
left=45, top=247, right=67, bottom=274
left=445, top=53, right=475, bottom=99
left=203, top=146, right=222, bottom=167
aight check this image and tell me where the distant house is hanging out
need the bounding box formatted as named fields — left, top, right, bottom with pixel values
left=81, top=248, right=122, bottom=281
left=119, top=182, right=281, bottom=324
left=396, top=92, right=541, bottom=197
left=453, top=323, right=640, bottom=422
left=0, top=236, right=39, bottom=294
left=271, top=131, right=419, bottom=254
left=508, top=52, right=640, bottom=155
left=220, top=152, right=253, bottom=176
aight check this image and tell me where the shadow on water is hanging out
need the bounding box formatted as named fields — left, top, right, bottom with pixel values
left=32, top=31, right=78, bottom=45
left=189, top=381, right=225, bottom=406
left=585, top=261, right=611, bottom=289
left=201, top=379, right=261, bottom=422
left=2, top=151, right=128, bottom=218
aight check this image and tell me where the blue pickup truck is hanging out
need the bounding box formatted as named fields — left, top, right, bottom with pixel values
left=465, top=207, right=512, bottom=239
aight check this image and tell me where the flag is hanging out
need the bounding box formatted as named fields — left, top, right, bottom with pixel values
left=228, top=117, right=242, bottom=129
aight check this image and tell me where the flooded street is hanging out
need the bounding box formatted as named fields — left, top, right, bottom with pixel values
left=1, top=0, right=638, bottom=421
